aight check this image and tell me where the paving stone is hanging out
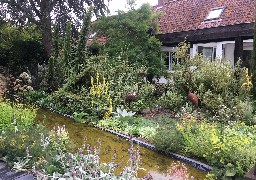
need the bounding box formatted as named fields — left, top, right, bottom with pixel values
left=0, top=161, right=35, bottom=180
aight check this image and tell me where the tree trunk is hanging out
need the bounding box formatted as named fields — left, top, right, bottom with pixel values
left=40, top=0, right=52, bottom=58
left=41, top=22, right=52, bottom=58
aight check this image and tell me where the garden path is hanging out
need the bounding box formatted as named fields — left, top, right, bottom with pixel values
left=0, top=161, right=35, bottom=180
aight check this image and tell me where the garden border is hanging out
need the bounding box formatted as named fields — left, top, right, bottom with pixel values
left=2, top=93, right=214, bottom=173
left=46, top=106, right=213, bottom=173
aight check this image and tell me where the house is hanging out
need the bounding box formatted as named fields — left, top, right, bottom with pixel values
left=154, top=0, right=255, bottom=72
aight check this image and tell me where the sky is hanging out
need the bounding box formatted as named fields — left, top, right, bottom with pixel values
left=107, top=0, right=158, bottom=15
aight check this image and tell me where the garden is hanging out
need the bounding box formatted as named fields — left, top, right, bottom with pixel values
left=0, top=1, right=256, bottom=179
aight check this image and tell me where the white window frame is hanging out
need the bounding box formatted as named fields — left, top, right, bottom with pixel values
left=205, top=6, right=225, bottom=21
left=161, top=52, right=179, bottom=72
left=197, top=42, right=218, bottom=62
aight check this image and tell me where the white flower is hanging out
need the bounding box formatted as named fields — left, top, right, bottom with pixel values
left=114, top=108, right=136, bottom=118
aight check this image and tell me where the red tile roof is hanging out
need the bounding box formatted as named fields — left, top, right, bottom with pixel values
left=155, top=0, right=255, bottom=34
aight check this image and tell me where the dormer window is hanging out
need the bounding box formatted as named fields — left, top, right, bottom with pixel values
left=205, top=7, right=225, bottom=21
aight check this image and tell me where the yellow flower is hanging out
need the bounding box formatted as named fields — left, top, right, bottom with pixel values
left=241, top=68, right=253, bottom=91
left=91, top=76, right=94, bottom=86
left=176, top=123, right=183, bottom=131
left=97, top=86, right=101, bottom=97
left=103, top=77, right=106, bottom=85
left=210, top=129, right=219, bottom=146
left=96, top=71, right=99, bottom=85
left=105, top=83, right=109, bottom=95
left=109, top=100, right=113, bottom=113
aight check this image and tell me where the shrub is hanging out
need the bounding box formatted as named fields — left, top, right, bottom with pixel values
left=170, top=42, right=253, bottom=123
left=210, top=99, right=254, bottom=124
left=0, top=101, right=36, bottom=132
left=37, top=90, right=90, bottom=116
left=98, top=116, right=158, bottom=141
left=8, top=40, right=47, bottom=76
left=152, top=125, right=184, bottom=153
left=157, top=90, right=185, bottom=112
left=23, top=91, right=49, bottom=105
left=177, top=119, right=256, bottom=178
left=62, top=55, right=156, bottom=113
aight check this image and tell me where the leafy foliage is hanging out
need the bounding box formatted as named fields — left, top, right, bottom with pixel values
left=169, top=42, right=254, bottom=123
left=98, top=116, right=158, bottom=141
left=0, top=101, right=36, bottom=132
left=75, top=6, right=93, bottom=74
left=93, top=3, right=165, bottom=78
left=152, top=125, right=184, bottom=153
left=0, top=121, right=141, bottom=179
left=0, top=22, right=46, bottom=74
left=0, top=0, right=110, bottom=57
left=177, top=117, right=256, bottom=178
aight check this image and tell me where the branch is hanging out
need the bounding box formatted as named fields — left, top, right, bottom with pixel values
left=7, top=0, right=39, bottom=24
left=50, top=0, right=58, bottom=11
left=28, top=0, right=41, bottom=18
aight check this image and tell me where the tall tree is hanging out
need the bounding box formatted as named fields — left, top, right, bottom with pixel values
left=0, top=0, right=110, bottom=58
left=93, top=3, right=164, bottom=78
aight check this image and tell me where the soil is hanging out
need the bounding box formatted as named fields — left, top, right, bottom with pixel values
left=139, top=107, right=176, bottom=120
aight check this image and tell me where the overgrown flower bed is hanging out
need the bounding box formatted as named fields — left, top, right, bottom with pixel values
left=0, top=101, right=142, bottom=179
left=6, top=38, right=256, bottom=179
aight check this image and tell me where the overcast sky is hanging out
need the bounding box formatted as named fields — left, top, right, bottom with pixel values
left=107, top=0, right=158, bottom=15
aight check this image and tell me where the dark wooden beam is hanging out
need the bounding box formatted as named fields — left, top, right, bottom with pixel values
left=156, top=23, right=254, bottom=46
left=234, top=36, right=243, bottom=65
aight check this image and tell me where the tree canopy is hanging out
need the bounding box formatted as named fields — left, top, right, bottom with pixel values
left=93, top=3, right=164, bottom=78
left=0, top=0, right=110, bottom=58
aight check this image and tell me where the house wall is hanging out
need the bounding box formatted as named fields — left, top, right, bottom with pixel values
left=161, top=39, right=253, bottom=71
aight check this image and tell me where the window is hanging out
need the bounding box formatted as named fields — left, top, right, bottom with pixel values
left=162, top=52, right=179, bottom=71
left=198, top=46, right=216, bottom=62
left=205, top=7, right=225, bottom=21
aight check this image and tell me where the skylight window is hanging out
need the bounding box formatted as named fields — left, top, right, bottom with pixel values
left=205, top=7, right=225, bottom=21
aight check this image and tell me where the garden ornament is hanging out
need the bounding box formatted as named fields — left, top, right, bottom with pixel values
left=125, top=71, right=146, bottom=107
left=182, top=70, right=199, bottom=111
left=125, top=82, right=141, bottom=107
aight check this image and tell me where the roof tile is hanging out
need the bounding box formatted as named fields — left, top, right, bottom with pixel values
left=154, top=0, right=255, bottom=33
